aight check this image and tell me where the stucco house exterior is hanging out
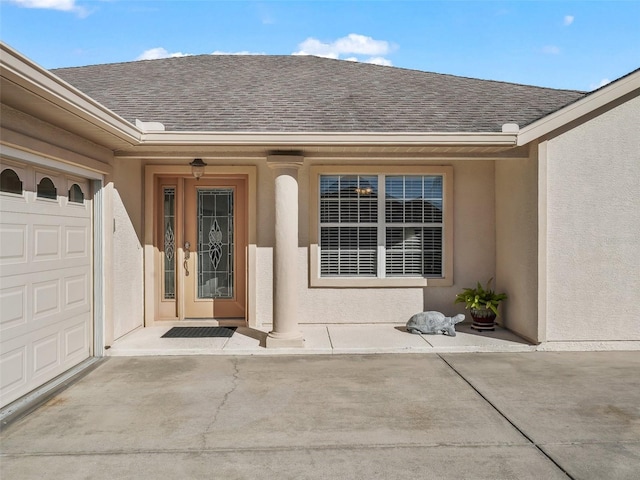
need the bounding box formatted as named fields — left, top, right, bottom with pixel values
left=1, top=41, right=639, bottom=409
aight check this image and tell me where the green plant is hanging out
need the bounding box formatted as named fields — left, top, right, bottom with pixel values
left=454, top=278, right=507, bottom=315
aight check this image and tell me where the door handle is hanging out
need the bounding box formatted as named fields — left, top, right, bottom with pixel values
left=184, top=241, right=190, bottom=276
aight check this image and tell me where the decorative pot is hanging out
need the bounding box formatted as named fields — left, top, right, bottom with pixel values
left=470, top=308, right=496, bottom=331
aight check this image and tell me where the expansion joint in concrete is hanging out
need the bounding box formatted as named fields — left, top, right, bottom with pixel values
left=436, top=354, right=576, bottom=480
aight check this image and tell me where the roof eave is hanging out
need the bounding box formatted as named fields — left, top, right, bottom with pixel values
left=1, top=42, right=141, bottom=146
left=139, top=131, right=518, bottom=147
left=517, top=69, right=640, bottom=146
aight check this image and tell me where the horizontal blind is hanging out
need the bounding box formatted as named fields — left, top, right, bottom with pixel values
left=320, top=226, right=377, bottom=276
left=386, top=227, right=443, bottom=276
left=320, top=175, right=378, bottom=276
left=385, top=175, right=444, bottom=277
left=318, top=174, right=444, bottom=278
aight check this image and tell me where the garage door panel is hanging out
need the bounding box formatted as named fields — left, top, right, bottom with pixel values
left=33, top=278, right=61, bottom=318
left=0, top=285, right=27, bottom=332
left=29, top=314, right=89, bottom=380
left=0, top=223, right=27, bottom=266
left=64, top=318, right=90, bottom=360
left=66, top=226, right=89, bottom=257
left=1, top=215, right=90, bottom=276
left=65, top=273, right=89, bottom=309
left=32, top=332, right=60, bottom=377
left=1, top=197, right=90, bottom=219
left=0, top=346, right=27, bottom=404
left=0, top=261, right=90, bottom=279
left=1, top=312, right=90, bottom=406
left=1, top=162, right=94, bottom=409
left=33, top=224, right=61, bottom=261
left=1, top=270, right=90, bottom=343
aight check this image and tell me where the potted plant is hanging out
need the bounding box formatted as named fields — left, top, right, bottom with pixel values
left=454, top=278, right=507, bottom=331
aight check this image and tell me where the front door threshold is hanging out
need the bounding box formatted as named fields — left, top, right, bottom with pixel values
left=153, top=318, right=247, bottom=327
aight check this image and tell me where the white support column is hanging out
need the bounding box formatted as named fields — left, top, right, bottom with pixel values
left=266, top=154, right=305, bottom=348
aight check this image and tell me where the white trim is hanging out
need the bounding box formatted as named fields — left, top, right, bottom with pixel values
left=0, top=144, right=105, bottom=180
left=518, top=70, right=640, bottom=145
left=141, top=131, right=518, bottom=147
left=92, top=179, right=105, bottom=357
left=309, top=165, right=454, bottom=288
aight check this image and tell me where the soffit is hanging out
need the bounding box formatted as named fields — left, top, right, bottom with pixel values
left=114, top=142, right=529, bottom=159
left=1, top=76, right=136, bottom=151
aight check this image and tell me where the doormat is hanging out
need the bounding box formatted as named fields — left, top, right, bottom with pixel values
left=161, top=327, right=237, bottom=338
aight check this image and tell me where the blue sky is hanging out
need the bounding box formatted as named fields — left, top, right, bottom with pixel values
left=1, top=1, right=639, bottom=91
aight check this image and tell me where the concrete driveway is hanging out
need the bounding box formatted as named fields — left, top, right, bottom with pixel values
left=1, top=352, right=639, bottom=479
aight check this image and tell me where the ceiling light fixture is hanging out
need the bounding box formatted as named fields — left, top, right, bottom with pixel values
left=189, top=158, right=207, bottom=180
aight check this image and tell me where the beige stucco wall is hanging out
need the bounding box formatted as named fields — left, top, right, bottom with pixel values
left=109, top=159, right=144, bottom=341
left=255, top=159, right=497, bottom=325
left=0, top=105, right=113, bottom=168
left=542, top=94, right=640, bottom=341
left=495, top=149, right=539, bottom=342
left=131, top=156, right=497, bottom=327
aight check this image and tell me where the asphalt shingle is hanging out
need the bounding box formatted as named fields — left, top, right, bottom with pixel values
left=52, top=55, right=586, bottom=133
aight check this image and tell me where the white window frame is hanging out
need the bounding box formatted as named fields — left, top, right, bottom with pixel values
left=309, top=165, right=454, bottom=287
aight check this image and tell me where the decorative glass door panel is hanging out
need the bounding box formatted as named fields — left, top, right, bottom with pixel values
left=184, top=178, right=246, bottom=319
left=157, top=178, right=180, bottom=319
left=197, top=189, right=234, bottom=299
left=163, top=187, right=176, bottom=299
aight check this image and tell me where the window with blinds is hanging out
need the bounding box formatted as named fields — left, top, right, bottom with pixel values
left=320, top=175, right=378, bottom=276
left=319, top=174, right=444, bottom=278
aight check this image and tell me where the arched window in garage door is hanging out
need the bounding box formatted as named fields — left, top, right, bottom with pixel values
left=68, top=183, right=85, bottom=203
left=0, top=168, right=23, bottom=194
left=37, top=177, right=57, bottom=199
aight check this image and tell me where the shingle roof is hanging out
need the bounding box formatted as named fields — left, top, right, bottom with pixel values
left=52, top=55, right=586, bottom=133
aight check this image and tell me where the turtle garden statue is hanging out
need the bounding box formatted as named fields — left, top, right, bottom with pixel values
left=406, top=311, right=465, bottom=337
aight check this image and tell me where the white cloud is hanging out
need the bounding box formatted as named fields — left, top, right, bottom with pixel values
left=135, top=48, right=192, bottom=61
left=211, top=50, right=265, bottom=55
left=365, top=56, right=393, bottom=66
left=293, top=38, right=339, bottom=58
left=8, top=0, right=88, bottom=16
left=590, top=78, right=611, bottom=90
left=134, top=35, right=393, bottom=66
left=293, top=33, right=394, bottom=65
left=334, top=34, right=391, bottom=56
left=542, top=45, right=561, bottom=55
left=563, top=15, right=574, bottom=26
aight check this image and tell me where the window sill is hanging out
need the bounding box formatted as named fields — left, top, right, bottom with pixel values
left=309, top=276, right=453, bottom=288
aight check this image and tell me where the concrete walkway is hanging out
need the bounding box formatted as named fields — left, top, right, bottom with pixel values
left=108, top=323, right=537, bottom=356
left=107, top=323, right=640, bottom=356
left=1, top=352, right=639, bottom=479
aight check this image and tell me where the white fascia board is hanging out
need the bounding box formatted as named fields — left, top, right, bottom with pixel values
left=140, top=131, right=518, bottom=146
left=518, top=70, right=640, bottom=146
left=1, top=43, right=141, bottom=145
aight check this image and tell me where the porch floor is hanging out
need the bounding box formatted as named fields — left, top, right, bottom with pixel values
left=108, top=323, right=536, bottom=356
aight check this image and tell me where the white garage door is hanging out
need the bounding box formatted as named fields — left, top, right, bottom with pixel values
left=1, top=161, right=93, bottom=408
